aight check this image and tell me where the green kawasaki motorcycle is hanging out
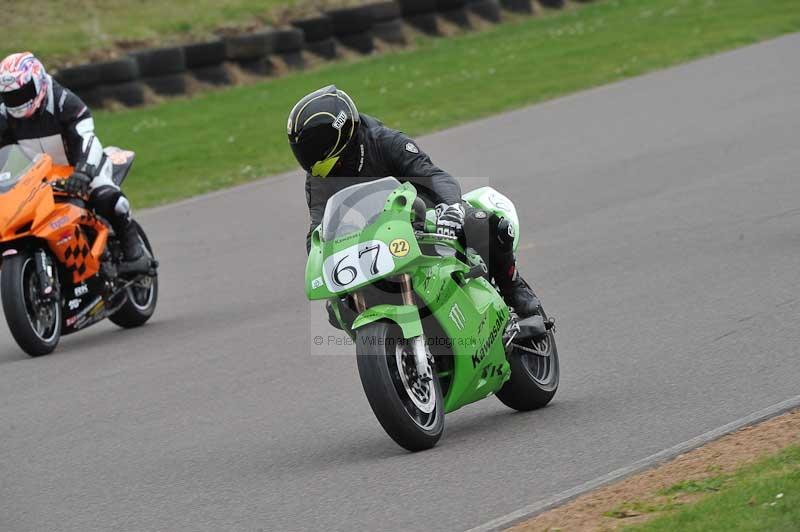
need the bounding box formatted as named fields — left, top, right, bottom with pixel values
left=305, top=177, right=558, bottom=451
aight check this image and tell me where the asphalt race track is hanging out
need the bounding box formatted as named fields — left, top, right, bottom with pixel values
left=2, top=35, right=799, bottom=532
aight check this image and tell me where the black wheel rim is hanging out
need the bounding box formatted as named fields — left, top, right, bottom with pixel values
left=516, top=331, right=559, bottom=390
left=126, top=233, right=155, bottom=311
left=388, top=342, right=439, bottom=430
left=21, top=258, right=59, bottom=342
left=127, top=277, right=154, bottom=310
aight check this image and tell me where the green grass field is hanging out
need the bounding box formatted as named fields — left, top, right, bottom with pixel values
left=27, top=0, right=800, bottom=207
left=5, top=0, right=312, bottom=65
left=627, top=445, right=800, bottom=531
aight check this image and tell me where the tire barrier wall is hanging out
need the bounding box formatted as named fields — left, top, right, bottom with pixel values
left=54, top=0, right=591, bottom=109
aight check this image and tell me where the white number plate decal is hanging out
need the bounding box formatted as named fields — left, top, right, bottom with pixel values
left=323, top=240, right=395, bottom=292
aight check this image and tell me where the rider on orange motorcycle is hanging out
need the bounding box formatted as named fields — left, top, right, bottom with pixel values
left=0, top=52, right=148, bottom=274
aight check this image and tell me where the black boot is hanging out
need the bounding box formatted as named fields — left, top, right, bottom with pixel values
left=491, top=243, right=541, bottom=319
left=499, top=271, right=542, bottom=319
left=116, top=219, right=151, bottom=274
left=497, top=267, right=549, bottom=342
left=477, top=214, right=543, bottom=321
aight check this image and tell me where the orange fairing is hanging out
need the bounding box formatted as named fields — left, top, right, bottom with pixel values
left=0, top=153, right=107, bottom=283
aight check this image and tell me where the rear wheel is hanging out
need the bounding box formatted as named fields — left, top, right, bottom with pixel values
left=496, top=308, right=559, bottom=411
left=356, top=322, right=444, bottom=451
left=109, top=222, right=158, bottom=328
left=1, top=250, right=61, bottom=356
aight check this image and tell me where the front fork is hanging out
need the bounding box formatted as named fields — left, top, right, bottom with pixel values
left=349, top=274, right=432, bottom=381
left=34, top=249, right=57, bottom=301
left=399, top=274, right=433, bottom=382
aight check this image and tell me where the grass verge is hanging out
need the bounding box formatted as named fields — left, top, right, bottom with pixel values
left=73, top=0, right=800, bottom=207
left=626, top=445, right=800, bottom=531
left=5, top=0, right=303, bottom=65
left=509, top=409, right=800, bottom=531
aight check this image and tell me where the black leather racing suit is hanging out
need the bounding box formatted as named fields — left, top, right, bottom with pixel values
left=304, top=114, right=520, bottom=293
left=0, top=78, right=133, bottom=237
left=305, top=114, right=462, bottom=251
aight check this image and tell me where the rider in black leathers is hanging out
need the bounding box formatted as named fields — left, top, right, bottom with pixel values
left=289, top=85, right=542, bottom=320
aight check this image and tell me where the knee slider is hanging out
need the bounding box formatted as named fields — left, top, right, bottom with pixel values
left=114, top=196, right=131, bottom=217
left=89, top=185, right=124, bottom=221
left=496, top=218, right=515, bottom=252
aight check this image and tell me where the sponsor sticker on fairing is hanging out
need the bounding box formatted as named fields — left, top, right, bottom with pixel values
left=449, top=304, right=465, bottom=330
left=49, top=216, right=68, bottom=230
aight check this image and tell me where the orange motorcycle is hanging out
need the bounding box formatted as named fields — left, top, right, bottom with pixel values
left=0, top=144, right=158, bottom=356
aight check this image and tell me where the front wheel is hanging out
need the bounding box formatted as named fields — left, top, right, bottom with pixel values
left=1, top=250, right=62, bottom=356
left=109, top=221, right=158, bottom=328
left=496, top=308, right=559, bottom=411
left=356, top=322, right=444, bottom=451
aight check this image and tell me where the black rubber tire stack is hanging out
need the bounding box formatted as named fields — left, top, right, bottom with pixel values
left=184, top=39, right=232, bottom=85
left=398, top=0, right=440, bottom=35
left=223, top=30, right=276, bottom=75
left=467, top=0, right=502, bottom=22
left=54, top=63, right=102, bottom=107
left=273, top=27, right=306, bottom=70
left=500, top=0, right=533, bottom=13
left=93, top=58, right=145, bottom=107
left=292, top=15, right=337, bottom=59
left=130, top=46, right=188, bottom=96
left=327, top=5, right=375, bottom=54
left=437, top=0, right=472, bottom=28
left=371, top=2, right=407, bottom=45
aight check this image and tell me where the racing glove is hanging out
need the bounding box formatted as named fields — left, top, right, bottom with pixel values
left=61, top=172, right=92, bottom=197
left=435, top=202, right=465, bottom=240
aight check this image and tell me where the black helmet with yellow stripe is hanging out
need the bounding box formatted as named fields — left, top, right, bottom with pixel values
left=287, top=85, right=359, bottom=177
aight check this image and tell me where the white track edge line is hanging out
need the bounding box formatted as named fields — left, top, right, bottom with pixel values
left=465, top=394, right=800, bottom=532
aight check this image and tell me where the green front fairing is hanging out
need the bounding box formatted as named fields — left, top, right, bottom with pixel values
left=305, top=182, right=511, bottom=414
left=305, top=183, right=421, bottom=301
left=351, top=304, right=422, bottom=338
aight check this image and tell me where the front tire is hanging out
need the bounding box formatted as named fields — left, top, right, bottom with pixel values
left=109, top=221, right=158, bottom=328
left=496, top=308, right=559, bottom=411
left=356, top=322, right=444, bottom=451
left=1, top=250, right=62, bottom=356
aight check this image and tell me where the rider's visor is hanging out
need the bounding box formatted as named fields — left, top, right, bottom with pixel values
left=311, top=156, right=340, bottom=178
left=0, top=79, right=36, bottom=109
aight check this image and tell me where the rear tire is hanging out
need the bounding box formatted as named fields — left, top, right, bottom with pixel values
left=356, top=322, right=444, bottom=451
left=1, top=250, right=61, bottom=357
left=109, top=222, right=158, bottom=328
left=496, top=308, right=559, bottom=411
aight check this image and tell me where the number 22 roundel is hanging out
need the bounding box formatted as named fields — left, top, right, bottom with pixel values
left=322, top=240, right=395, bottom=293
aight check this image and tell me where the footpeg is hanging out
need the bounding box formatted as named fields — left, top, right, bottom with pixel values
left=118, top=256, right=154, bottom=276
left=516, top=315, right=547, bottom=342
left=147, top=259, right=159, bottom=277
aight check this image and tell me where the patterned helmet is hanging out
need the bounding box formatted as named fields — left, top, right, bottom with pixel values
left=0, top=52, right=49, bottom=119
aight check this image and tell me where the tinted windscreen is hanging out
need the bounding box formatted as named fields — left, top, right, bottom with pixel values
left=321, top=177, right=401, bottom=241
left=0, top=145, right=36, bottom=194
